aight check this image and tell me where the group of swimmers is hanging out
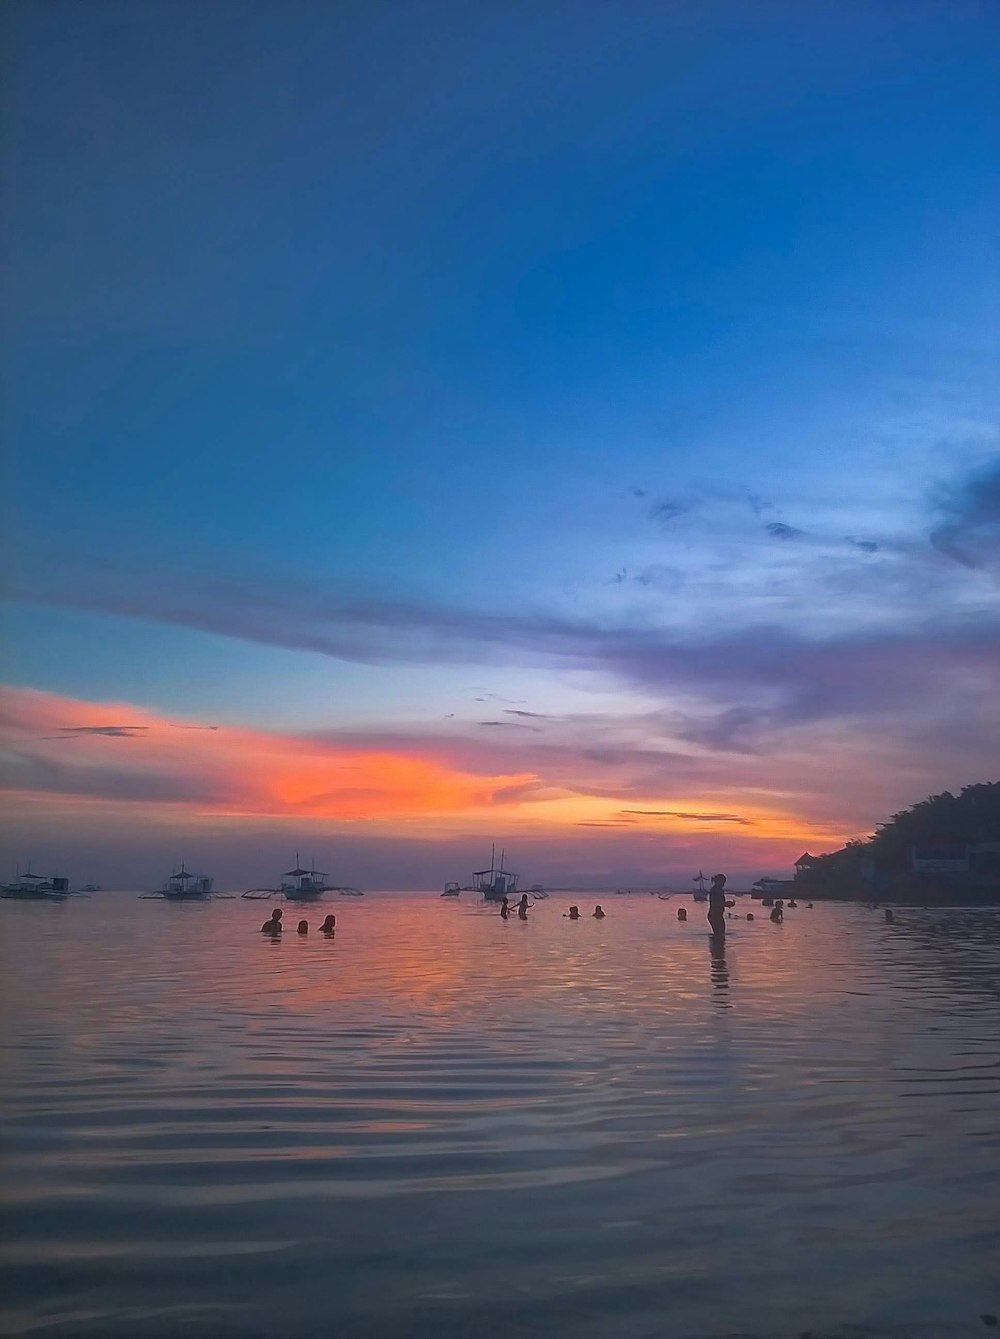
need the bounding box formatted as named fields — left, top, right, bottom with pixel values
left=496, top=895, right=607, bottom=921
left=498, top=893, right=535, bottom=920
left=703, top=874, right=814, bottom=935
left=260, top=908, right=336, bottom=936
left=259, top=881, right=836, bottom=938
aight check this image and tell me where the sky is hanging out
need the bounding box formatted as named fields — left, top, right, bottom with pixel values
left=2, top=0, right=998, bottom=890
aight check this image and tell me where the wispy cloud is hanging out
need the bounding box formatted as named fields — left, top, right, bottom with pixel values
left=620, top=808, right=753, bottom=825
left=41, top=725, right=150, bottom=739
left=477, top=719, right=542, bottom=732
left=649, top=499, right=686, bottom=526
left=929, top=455, right=1000, bottom=570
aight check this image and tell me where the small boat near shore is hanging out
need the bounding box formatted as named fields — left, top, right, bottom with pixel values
left=1, top=867, right=71, bottom=900
left=473, top=845, right=519, bottom=902
left=149, top=864, right=214, bottom=899
left=242, top=854, right=363, bottom=901
left=441, top=882, right=462, bottom=897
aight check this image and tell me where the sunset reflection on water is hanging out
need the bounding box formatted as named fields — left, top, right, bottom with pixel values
left=2, top=894, right=998, bottom=1339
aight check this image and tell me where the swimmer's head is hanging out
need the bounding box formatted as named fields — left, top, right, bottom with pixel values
left=321, top=914, right=336, bottom=931
left=711, top=874, right=726, bottom=887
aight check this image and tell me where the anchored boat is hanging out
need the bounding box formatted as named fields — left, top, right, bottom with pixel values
left=1, top=866, right=71, bottom=900
left=242, top=854, right=363, bottom=901
left=154, top=864, right=214, bottom=899
left=470, top=845, right=520, bottom=903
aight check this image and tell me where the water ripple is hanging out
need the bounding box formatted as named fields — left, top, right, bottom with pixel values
left=2, top=896, right=999, bottom=1337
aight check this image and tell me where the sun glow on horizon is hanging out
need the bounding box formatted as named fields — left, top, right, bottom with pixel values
left=1, top=687, right=850, bottom=877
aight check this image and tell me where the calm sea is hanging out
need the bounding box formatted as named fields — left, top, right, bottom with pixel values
left=1, top=893, right=998, bottom=1339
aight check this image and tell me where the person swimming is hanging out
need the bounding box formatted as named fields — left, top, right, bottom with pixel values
left=746, top=911, right=755, bottom=921
left=769, top=903, right=783, bottom=923
left=516, top=893, right=529, bottom=920
left=708, top=873, right=727, bottom=937
left=566, top=905, right=580, bottom=920
left=884, top=908, right=894, bottom=923
left=297, top=919, right=309, bottom=934
left=500, top=895, right=510, bottom=919
left=320, top=914, right=336, bottom=934
left=677, top=906, right=687, bottom=921
left=261, top=908, right=283, bottom=933
left=593, top=905, right=605, bottom=919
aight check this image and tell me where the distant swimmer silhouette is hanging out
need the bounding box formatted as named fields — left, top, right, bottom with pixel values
left=516, top=893, right=529, bottom=920
left=566, top=905, right=580, bottom=920
left=297, top=919, right=309, bottom=934
left=500, top=895, right=510, bottom=920
left=884, top=908, right=894, bottom=923
left=746, top=912, right=754, bottom=921
left=769, top=904, right=783, bottom=923
left=708, top=874, right=727, bottom=937
left=593, top=905, right=605, bottom=919
left=320, top=914, right=336, bottom=934
left=677, top=906, right=687, bottom=921
left=261, top=908, right=283, bottom=933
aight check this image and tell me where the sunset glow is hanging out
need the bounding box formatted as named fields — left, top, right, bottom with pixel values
left=3, top=2, right=997, bottom=888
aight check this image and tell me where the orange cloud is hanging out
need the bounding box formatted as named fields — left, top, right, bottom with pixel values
left=0, top=687, right=534, bottom=822
left=0, top=688, right=852, bottom=870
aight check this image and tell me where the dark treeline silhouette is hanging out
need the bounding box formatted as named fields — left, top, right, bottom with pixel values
left=796, top=782, right=1000, bottom=904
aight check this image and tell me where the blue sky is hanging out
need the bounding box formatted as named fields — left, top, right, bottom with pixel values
left=2, top=1, right=998, bottom=886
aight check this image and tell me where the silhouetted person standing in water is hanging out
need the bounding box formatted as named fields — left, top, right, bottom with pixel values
left=320, top=914, right=336, bottom=935
left=708, top=874, right=727, bottom=937
left=261, top=908, right=283, bottom=934
left=593, top=905, right=605, bottom=919
left=516, top=893, right=529, bottom=920
left=499, top=896, right=510, bottom=919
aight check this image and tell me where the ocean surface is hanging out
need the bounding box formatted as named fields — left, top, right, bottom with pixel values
left=1, top=892, right=998, bottom=1339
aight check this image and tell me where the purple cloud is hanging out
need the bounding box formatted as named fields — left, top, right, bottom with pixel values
left=620, top=808, right=753, bottom=825
left=42, top=725, right=150, bottom=740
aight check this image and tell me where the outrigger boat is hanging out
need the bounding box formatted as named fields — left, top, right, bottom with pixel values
left=1, top=865, right=71, bottom=900
left=692, top=871, right=709, bottom=902
left=152, top=864, right=214, bottom=899
left=471, top=845, right=520, bottom=903
left=242, top=854, right=363, bottom=902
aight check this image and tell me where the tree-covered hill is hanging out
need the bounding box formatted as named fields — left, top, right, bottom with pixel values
left=796, top=782, right=1000, bottom=900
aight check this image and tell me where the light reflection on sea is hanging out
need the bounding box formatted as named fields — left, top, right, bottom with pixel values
left=1, top=894, right=998, bottom=1338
